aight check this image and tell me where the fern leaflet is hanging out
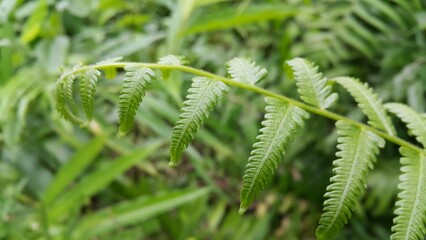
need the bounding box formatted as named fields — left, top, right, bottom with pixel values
left=55, top=80, right=84, bottom=125
left=391, top=147, right=426, bottom=240
left=285, top=57, right=338, bottom=109
left=79, top=68, right=101, bottom=120
left=240, top=97, right=309, bottom=213
left=385, top=103, right=426, bottom=147
left=226, top=57, right=267, bottom=84
left=316, top=121, right=385, bottom=240
left=169, top=77, right=229, bottom=166
left=334, top=76, right=396, bottom=135
left=65, top=74, right=77, bottom=114
left=118, top=65, right=156, bottom=137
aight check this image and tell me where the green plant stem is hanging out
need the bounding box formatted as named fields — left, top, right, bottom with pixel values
left=58, top=62, right=424, bottom=154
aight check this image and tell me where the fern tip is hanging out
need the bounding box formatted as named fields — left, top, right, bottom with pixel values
left=168, top=161, right=177, bottom=167
left=117, top=131, right=127, bottom=138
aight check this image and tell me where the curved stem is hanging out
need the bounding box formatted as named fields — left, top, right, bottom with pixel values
left=58, top=62, right=424, bottom=154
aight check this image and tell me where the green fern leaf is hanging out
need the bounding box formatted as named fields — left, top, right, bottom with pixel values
left=158, top=55, right=188, bottom=80
left=385, top=103, right=426, bottom=147
left=391, top=147, right=426, bottom=240
left=55, top=80, right=85, bottom=125
left=79, top=68, right=101, bottom=120
left=316, top=121, right=385, bottom=239
left=285, top=58, right=338, bottom=109
left=118, top=65, right=156, bottom=137
left=64, top=74, right=77, bottom=114
left=170, top=77, right=229, bottom=166
left=334, top=76, right=396, bottom=135
left=240, top=97, right=309, bottom=213
left=227, top=57, right=267, bottom=84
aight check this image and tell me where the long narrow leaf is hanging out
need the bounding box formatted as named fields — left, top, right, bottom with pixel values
left=73, top=188, right=210, bottom=238
left=47, top=141, right=161, bottom=222
left=43, top=135, right=106, bottom=204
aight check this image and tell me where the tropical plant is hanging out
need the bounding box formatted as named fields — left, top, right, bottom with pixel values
left=56, top=56, right=426, bottom=239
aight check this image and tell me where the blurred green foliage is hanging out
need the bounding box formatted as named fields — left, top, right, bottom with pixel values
left=0, top=0, right=425, bottom=239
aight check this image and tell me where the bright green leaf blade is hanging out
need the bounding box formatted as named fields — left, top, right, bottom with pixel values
left=316, top=121, right=385, bottom=239
left=170, top=77, right=229, bottom=166
left=385, top=103, right=426, bottom=147
left=43, top=135, right=106, bottom=204
left=334, top=76, right=396, bottom=135
left=186, top=4, right=297, bottom=34
left=47, top=141, right=161, bottom=222
left=227, top=57, right=267, bottom=85
left=391, top=148, right=426, bottom=240
left=240, top=98, right=309, bottom=213
left=19, top=0, right=48, bottom=43
left=285, top=58, right=338, bottom=109
left=118, top=65, right=156, bottom=137
left=73, top=187, right=210, bottom=238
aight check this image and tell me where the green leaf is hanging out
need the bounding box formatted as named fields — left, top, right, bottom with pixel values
left=55, top=80, right=85, bottom=125
left=79, top=68, right=101, bottom=120
left=158, top=54, right=188, bottom=80
left=47, top=141, right=161, bottom=222
left=285, top=58, right=338, bottom=109
left=316, top=121, right=385, bottom=239
left=43, top=135, right=106, bottom=204
left=227, top=57, right=267, bottom=85
left=240, top=97, right=309, bottom=213
left=73, top=187, right=210, bottom=238
left=391, top=148, right=426, bottom=240
left=385, top=103, right=426, bottom=147
left=19, top=0, right=48, bottom=43
left=334, top=76, right=396, bottom=135
left=64, top=74, right=77, bottom=114
left=170, top=77, right=229, bottom=166
left=186, top=4, right=297, bottom=34
left=118, top=65, right=156, bottom=137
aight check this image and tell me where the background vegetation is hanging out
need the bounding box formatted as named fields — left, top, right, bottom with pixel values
left=1, top=0, right=425, bottom=239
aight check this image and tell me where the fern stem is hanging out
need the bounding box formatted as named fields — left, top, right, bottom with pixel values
left=58, top=62, right=424, bottom=154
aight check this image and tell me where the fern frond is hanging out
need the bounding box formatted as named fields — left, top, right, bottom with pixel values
left=285, top=58, right=338, bottom=109
left=385, top=103, right=426, bottom=147
left=158, top=55, right=188, bottom=80
left=334, top=76, right=396, bottom=135
left=96, top=57, right=123, bottom=79
left=239, top=97, right=309, bottom=213
left=226, top=57, right=267, bottom=85
left=169, top=77, right=229, bottom=166
left=391, top=147, right=426, bottom=240
left=55, top=81, right=85, bottom=125
left=79, top=68, right=101, bottom=120
left=118, top=65, right=156, bottom=137
left=316, top=121, right=385, bottom=239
